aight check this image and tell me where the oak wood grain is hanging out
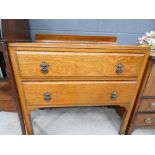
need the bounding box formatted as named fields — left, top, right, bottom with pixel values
left=9, top=49, right=33, bottom=134
left=16, top=51, right=144, bottom=79
left=8, top=40, right=149, bottom=135
left=35, top=34, right=117, bottom=43
left=23, top=81, right=136, bottom=107
left=8, top=42, right=149, bottom=51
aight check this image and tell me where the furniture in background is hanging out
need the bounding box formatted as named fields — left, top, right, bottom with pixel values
left=8, top=35, right=149, bottom=135
left=126, top=50, right=155, bottom=134
left=35, top=34, right=117, bottom=43
left=0, top=19, right=31, bottom=134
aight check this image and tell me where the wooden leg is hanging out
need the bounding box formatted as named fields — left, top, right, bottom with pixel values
left=17, top=104, right=26, bottom=135
left=24, top=108, right=34, bottom=135
left=115, top=106, right=125, bottom=118
left=125, top=127, right=135, bottom=135
left=119, top=107, right=132, bottom=135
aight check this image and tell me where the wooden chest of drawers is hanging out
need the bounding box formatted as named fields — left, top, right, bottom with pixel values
left=8, top=42, right=149, bottom=135
left=126, top=51, right=155, bottom=134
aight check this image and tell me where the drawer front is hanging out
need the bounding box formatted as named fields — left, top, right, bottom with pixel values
left=139, top=99, right=155, bottom=112
left=23, top=81, right=136, bottom=106
left=143, top=64, right=155, bottom=96
left=135, top=114, right=155, bottom=126
left=16, top=51, right=144, bottom=79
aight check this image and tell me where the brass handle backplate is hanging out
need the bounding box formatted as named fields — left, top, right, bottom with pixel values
left=111, top=91, right=117, bottom=100
left=43, top=92, right=52, bottom=101
left=40, top=62, right=49, bottom=74
left=116, top=63, right=123, bottom=74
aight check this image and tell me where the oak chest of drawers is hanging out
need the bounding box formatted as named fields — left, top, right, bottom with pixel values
left=8, top=41, right=149, bottom=135
left=126, top=51, right=155, bottom=134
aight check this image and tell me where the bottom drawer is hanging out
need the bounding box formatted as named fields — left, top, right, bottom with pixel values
left=135, top=114, right=155, bottom=126
left=23, top=81, right=136, bottom=107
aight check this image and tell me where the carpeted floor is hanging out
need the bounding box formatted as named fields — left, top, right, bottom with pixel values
left=0, top=107, right=155, bottom=135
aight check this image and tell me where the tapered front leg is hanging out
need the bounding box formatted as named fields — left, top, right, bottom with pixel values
left=119, top=108, right=131, bottom=135
left=24, top=108, right=34, bottom=135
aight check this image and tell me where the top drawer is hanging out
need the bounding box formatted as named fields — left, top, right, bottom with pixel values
left=16, top=51, right=144, bottom=79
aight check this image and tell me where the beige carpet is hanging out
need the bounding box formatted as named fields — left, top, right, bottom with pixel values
left=0, top=107, right=155, bottom=135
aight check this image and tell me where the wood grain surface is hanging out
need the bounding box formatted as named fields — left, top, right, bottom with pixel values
left=16, top=51, right=144, bottom=79
left=139, top=99, right=155, bottom=112
left=8, top=40, right=149, bottom=135
left=23, top=81, right=136, bottom=107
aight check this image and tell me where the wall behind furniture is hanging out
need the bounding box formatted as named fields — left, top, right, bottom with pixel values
left=30, top=19, right=155, bottom=45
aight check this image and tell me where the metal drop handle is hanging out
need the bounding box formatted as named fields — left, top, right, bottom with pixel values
left=111, top=91, right=117, bottom=100
left=40, top=62, right=49, bottom=74
left=43, top=92, right=52, bottom=101
left=116, top=63, right=123, bottom=74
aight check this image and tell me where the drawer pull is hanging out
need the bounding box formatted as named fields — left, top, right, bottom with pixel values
left=40, top=62, right=49, bottom=74
left=43, top=92, right=52, bottom=101
left=149, top=103, right=155, bottom=109
left=116, top=63, right=123, bottom=74
left=111, top=91, right=117, bottom=100
left=144, top=118, right=152, bottom=124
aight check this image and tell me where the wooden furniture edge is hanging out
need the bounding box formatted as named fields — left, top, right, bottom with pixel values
left=8, top=42, right=150, bottom=51
left=8, top=44, right=150, bottom=135
left=35, top=34, right=117, bottom=43
left=126, top=54, right=155, bottom=134
left=119, top=49, right=149, bottom=134
left=9, top=48, right=33, bottom=134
